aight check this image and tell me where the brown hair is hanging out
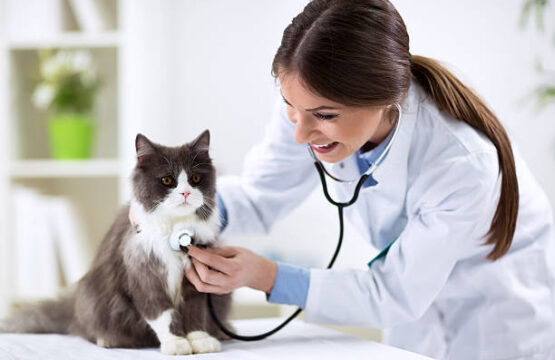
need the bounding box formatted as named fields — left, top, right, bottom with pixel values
left=272, top=0, right=518, bottom=261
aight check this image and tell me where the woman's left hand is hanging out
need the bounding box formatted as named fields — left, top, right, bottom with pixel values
left=184, top=245, right=277, bottom=295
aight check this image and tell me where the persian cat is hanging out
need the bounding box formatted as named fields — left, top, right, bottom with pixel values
left=0, top=130, right=232, bottom=355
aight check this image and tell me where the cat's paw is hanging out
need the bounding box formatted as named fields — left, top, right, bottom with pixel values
left=96, top=338, right=111, bottom=348
left=160, top=337, right=193, bottom=356
left=186, top=331, right=221, bottom=354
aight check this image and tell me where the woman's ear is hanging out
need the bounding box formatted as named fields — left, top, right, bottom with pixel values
left=386, top=104, right=401, bottom=124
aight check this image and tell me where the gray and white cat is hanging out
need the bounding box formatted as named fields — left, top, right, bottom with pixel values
left=0, top=130, right=233, bottom=355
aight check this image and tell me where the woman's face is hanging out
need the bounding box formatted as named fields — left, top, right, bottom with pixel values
left=280, top=72, right=393, bottom=163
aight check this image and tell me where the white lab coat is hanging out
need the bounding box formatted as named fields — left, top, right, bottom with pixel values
left=217, top=81, right=555, bottom=360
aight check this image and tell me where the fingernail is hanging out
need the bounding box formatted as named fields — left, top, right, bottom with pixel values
left=180, top=245, right=189, bottom=253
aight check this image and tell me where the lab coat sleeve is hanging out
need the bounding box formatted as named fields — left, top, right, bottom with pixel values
left=217, top=99, right=319, bottom=236
left=304, top=151, right=501, bottom=328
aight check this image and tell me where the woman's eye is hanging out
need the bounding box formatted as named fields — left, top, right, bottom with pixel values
left=313, top=112, right=338, bottom=120
left=161, top=176, right=174, bottom=186
left=191, top=174, right=202, bottom=184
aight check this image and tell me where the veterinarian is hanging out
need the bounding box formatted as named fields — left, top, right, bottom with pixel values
left=183, top=0, right=555, bottom=358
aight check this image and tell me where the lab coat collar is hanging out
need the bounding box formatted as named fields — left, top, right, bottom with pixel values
left=370, top=81, right=421, bottom=184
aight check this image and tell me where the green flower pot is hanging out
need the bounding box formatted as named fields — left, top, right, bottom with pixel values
left=48, top=114, right=95, bottom=159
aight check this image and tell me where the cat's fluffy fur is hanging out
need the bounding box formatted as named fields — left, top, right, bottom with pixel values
left=0, top=130, right=232, bottom=355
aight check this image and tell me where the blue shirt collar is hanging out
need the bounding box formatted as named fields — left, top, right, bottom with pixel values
left=355, top=128, right=395, bottom=188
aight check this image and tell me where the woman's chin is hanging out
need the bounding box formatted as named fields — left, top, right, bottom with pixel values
left=315, top=148, right=350, bottom=164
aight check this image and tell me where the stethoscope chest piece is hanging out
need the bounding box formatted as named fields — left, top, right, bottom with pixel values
left=168, top=226, right=195, bottom=252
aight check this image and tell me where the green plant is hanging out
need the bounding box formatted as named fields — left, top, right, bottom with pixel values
left=32, top=50, right=101, bottom=114
left=520, top=0, right=555, bottom=108
left=520, top=0, right=549, bottom=30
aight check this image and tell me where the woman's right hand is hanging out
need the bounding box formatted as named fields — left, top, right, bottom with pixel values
left=185, top=245, right=278, bottom=295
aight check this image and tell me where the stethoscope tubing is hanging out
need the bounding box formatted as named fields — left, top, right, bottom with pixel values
left=207, top=164, right=350, bottom=341
left=207, top=103, right=403, bottom=341
left=206, top=161, right=372, bottom=341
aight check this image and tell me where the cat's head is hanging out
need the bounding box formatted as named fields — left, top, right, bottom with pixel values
left=132, top=130, right=216, bottom=221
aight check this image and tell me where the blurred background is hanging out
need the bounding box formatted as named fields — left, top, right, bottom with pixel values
left=0, top=0, right=553, bottom=342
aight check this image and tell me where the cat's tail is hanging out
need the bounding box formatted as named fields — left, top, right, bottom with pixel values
left=0, top=287, right=75, bottom=334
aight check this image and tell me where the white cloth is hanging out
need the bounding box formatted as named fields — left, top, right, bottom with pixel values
left=217, top=81, right=555, bottom=360
left=0, top=318, right=432, bottom=360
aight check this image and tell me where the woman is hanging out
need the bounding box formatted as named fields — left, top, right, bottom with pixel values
left=183, top=0, right=555, bottom=358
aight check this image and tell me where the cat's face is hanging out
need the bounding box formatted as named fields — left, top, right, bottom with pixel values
left=132, top=130, right=216, bottom=220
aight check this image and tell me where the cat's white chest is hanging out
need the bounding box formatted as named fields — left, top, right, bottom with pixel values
left=164, top=249, right=189, bottom=304
left=134, top=220, right=219, bottom=305
left=129, top=199, right=220, bottom=305
left=135, top=225, right=189, bottom=304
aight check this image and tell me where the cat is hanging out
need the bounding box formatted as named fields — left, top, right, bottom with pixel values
left=0, top=130, right=233, bottom=355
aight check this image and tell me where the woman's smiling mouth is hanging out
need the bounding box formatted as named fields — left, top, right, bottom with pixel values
left=310, top=141, right=339, bottom=153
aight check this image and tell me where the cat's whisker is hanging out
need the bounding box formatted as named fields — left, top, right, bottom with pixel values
left=191, top=163, right=211, bottom=170
left=198, top=202, right=215, bottom=214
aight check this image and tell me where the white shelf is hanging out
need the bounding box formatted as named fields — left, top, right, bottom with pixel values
left=0, top=0, right=127, bottom=318
left=7, top=31, right=120, bottom=50
left=9, top=159, right=121, bottom=178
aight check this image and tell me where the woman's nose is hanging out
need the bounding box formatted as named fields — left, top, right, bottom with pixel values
left=293, top=115, right=317, bottom=144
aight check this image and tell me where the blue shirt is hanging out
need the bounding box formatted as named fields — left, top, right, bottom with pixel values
left=355, top=128, right=394, bottom=188
left=217, top=133, right=392, bottom=308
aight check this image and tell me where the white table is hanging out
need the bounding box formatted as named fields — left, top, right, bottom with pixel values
left=0, top=318, right=433, bottom=359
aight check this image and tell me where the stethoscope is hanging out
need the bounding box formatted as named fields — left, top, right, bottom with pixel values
left=205, top=103, right=404, bottom=341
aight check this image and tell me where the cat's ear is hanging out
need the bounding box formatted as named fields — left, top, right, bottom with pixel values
left=135, top=134, right=157, bottom=165
left=190, top=129, right=210, bottom=153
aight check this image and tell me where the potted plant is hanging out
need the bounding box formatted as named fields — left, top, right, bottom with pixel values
left=32, top=50, right=101, bottom=159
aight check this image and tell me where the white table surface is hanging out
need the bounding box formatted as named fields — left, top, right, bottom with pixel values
left=0, top=318, right=433, bottom=359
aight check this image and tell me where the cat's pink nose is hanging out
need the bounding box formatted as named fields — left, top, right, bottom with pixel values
left=181, top=191, right=191, bottom=201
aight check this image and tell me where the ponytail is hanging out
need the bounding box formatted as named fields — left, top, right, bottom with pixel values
left=410, top=55, right=519, bottom=261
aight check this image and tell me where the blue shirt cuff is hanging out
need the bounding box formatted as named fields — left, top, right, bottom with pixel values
left=216, top=193, right=228, bottom=232
left=267, top=262, right=310, bottom=309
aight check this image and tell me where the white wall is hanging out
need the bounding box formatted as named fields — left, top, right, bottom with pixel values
left=162, top=0, right=308, bottom=174
left=394, top=0, right=555, bottom=207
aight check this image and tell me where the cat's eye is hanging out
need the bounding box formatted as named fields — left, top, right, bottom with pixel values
left=161, top=176, right=174, bottom=186
left=191, top=174, right=202, bottom=184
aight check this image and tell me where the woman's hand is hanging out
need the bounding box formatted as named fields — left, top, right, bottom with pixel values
left=185, top=246, right=277, bottom=295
